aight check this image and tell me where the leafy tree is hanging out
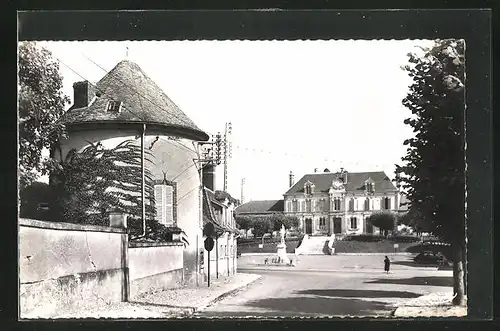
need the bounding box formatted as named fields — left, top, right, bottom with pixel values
left=251, top=217, right=272, bottom=238
left=368, top=211, right=397, bottom=237
left=18, top=41, right=70, bottom=189
left=398, top=208, right=431, bottom=236
left=269, top=214, right=300, bottom=232
left=235, top=215, right=254, bottom=238
left=19, top=181, right=52, bottom=220
left=396, top=39, right=466, bottom=305
left=50, top=140, right=156, bottom=226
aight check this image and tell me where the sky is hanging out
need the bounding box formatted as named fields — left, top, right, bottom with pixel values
left=38, top=40, right=433, bottom=202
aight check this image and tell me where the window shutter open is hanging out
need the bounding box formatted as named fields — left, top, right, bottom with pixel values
left=165, top=185, right=174, bottom=225
left=154, top=185, right=166, bottom=224
left=155, top=184, right=174, bottom=226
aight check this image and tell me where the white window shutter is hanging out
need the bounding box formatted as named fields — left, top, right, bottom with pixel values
left=154, top=185, right=166, bottom=224
left=165, top=186, right=174, bottom=225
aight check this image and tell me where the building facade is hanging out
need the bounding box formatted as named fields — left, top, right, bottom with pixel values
left=53, top=60, right=210, bottom=285
left=284, top=169, right=402, bottom=236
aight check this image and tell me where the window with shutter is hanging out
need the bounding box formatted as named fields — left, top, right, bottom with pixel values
left=154, top=185, right=166, bottom=224
left=154, top=183, right=174, bottom=226
left=165, top=185, right=174, bottom=225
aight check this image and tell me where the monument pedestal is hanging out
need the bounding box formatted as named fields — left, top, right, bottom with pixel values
left=276, top=243, right=290, bottom=264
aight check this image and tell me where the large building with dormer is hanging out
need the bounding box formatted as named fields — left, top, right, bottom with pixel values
left=283, top=168, right=402, bottom=236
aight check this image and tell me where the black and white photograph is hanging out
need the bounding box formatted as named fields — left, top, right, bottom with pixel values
left=16, top=10, right=491, bottom=321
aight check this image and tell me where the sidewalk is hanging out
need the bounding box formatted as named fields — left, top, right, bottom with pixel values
left=47, top=273, right=261, bottom=319
left=392, top=292, right=467, bottom=318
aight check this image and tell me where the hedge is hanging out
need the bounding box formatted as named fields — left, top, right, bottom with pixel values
left=345, top=234, right=385, bottom=242
left=390, top=235, right=422, bottom=243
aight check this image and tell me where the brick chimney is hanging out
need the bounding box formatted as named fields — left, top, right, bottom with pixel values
left=203, top=163, right=216, bottom=191
left=73, top=81, right=96, bottom=108
left=289, top=171, right=295, bottom=187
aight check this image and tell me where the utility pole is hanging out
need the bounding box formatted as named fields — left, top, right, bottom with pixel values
left=223, top=122, right=232, bottom=192
left=141, top=124, right=146, bottom=237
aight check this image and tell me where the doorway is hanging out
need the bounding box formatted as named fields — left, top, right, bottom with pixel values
left=365, top=217, right=373, bottom=234
left=333, top=217, right=342, bottom=234
left=305, top=219, right=313, bottom=234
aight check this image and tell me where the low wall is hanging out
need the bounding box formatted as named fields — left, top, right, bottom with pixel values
left=128, top=242, right=184, bottom=299
left=19, top=219, right=126, bottom=318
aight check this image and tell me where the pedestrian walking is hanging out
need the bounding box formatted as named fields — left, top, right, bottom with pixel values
left=384, top=256, right=391, bottom=274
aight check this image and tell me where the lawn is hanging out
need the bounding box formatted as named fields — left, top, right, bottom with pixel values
left=237, top=238, right=299, bottom=254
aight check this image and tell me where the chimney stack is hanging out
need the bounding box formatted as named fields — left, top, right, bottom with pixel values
left=314, top=168, right=318, bottom=173
left=289, top=171, right=295, bottom=187
left=202, top=163, right=216, bottom=191
left=73, top=81, right=96, bottom=109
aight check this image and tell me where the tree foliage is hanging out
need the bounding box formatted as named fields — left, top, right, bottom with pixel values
left=235, top=215, right=254, bottom=231
left=368, top=211, right=397, bottom=237
left=51, top=140, right=156, bottom=226
left=251, top=217, right=273, bottom=238
left=269, top=214, right=300, bottom=232
left=235, top=214, right=300, bottom=238
left=18, top=41, right=70, bottom=188
left=396, top=39, right=465, bottom=246
left=19, top=181, right=52, bottom=220
left=396, top=39, right=466, bottom=305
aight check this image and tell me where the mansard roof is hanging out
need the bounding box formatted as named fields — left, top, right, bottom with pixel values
left=284, top=171, right=398, bottom=195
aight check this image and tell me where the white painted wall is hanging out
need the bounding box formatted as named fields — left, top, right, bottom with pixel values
left=57, top=128, right=204, bottom=285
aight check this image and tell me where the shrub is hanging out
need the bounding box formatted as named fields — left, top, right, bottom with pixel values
left=390, top=234, right=421, bottom=243
left=345, top=234, right=385, bottom=242
left=128, top=217, right=183, bottom=243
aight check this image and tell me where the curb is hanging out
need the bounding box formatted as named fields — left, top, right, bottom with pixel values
left=187, top=274, right=263, bottom=314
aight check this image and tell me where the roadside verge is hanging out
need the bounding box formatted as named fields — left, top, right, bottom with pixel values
left=392, top=292, right=467, bottom=318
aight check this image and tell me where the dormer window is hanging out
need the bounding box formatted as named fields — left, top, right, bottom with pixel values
left=304, top=182, right=314, bottom=195
left=106, top=100, right=122, bottom=113
left=365, top=178, right=375, bottom=193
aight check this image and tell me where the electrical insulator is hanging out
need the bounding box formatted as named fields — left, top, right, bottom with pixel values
left=227, top=122, right=232, bottom=134
left=215, top=132, right=222, bottom=165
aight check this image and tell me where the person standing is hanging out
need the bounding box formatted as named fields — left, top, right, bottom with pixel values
left=384, top=256, right=391, bottom=274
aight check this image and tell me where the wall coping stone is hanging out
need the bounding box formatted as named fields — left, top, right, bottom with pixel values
left=129, top=241, right=184, bottom=248
left=19, top=218, right=126, bottom=234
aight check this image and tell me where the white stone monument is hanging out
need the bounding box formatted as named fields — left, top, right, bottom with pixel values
left=276, top=224, right=290, bottom=264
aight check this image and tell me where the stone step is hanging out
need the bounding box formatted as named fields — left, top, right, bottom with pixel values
left=295, top=236, right=333, bottom=255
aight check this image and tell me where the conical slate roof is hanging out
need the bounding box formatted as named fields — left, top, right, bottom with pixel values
left=62, top=60, right=209, bottom=141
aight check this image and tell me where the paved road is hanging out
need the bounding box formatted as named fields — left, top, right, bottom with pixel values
left=195, top=254, right=453, bottom=318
